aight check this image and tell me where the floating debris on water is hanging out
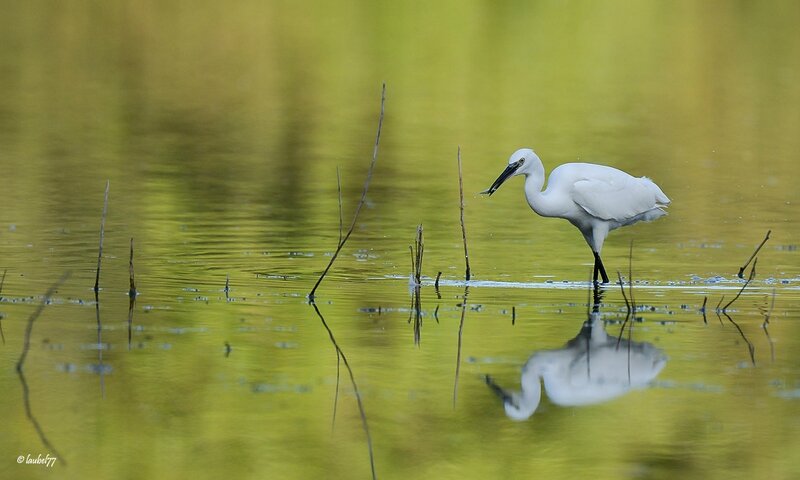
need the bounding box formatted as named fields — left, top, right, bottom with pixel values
left=167, top=327, right=208, bottom=335
left=56, top=363, right=77, bottom=373
left=86, top=364, right=113, bottom=375
left=271, top=325, right=296, bottom=333
left=774, top=389, right=800, bottom=399
left=466, top=356, right=516, bottom=365
left=353, top=249, right=378, bottom=261
left=251, top=383, right=311, bottom=394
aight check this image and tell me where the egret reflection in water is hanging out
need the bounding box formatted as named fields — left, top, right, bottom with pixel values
left=486, top=311, right=667, bottom=421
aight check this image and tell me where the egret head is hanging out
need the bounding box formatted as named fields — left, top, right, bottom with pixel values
left=481, top=148, right=541, bottom=196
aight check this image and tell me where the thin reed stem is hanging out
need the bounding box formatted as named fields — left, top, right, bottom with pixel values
left=453, top=287, right=469, bottom=407
left=16, top=273, right=70, bottom=463
left=93, top=180, right=110, bottom=294
left=722, top=312, right=756, bottom=365
left=738, top=230, right=770, bottom=279
left=309, top=83, right=386, bottom=300
left=129, top=238, right=136, bottom=297
left=616, top=271, right=631, bottom=349
left=310, top=301, right=376, bottom=480
left=701, top=296, right=708, bottom=325
left=723, top=258, right=757, bottom=311
left=458, top=146, right=471, bottom=281
left=332, top=350, right=341, bottom=432
left=414, top=225, right=424, bottom=285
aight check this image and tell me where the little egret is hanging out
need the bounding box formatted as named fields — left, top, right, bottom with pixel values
left=482, top=148, right=670, bottom=283
left=486, top=313, right=667, bottom=421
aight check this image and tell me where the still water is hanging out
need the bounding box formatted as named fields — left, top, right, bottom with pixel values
left=2, top=1, right=800, bottom=479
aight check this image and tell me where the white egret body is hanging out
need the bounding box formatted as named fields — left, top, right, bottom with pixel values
left=483, top=148, right=670, bottom=283
left=487, top=314, right=667, bottom=421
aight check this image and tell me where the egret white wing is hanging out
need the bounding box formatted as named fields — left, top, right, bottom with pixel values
left=571, top=175, right=669, bottom=222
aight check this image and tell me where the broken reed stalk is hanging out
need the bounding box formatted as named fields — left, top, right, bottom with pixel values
left=434, top=271, right=442, bottom=299
left=310, top=302, right=376, bottom=480
left=412, top=289, right=422, bottom=346
left=722, top=312, right=756, bottom=365
left=701, top=296, right=708, bottom=324
left=715, top=260, right=758, bottom=364
left=715, top=295, right=725, bottom=325
left=128, top=238, right=136, bottom=297
left=738, top=230, right=770, bottom=279
left=615, top=271, right=631, bottom=349
left=331, top=350, right=341, bottom=432
left=16, top=272, right=70, bottom=463
left=413, top=225, right=424, bottom=285
left=512, top=306, right=516, bottom=325
left=617, top=271, right=631, bottom=313
left=457, top=146, right=471, bottom=281
left=762, top=288, right=776, bottom=326
left=128, top=238, right=136, bottom=350
left=127, top=295, right=135, bottom=351
left=715, top=296, right=725, bottom=311
left=17, top=273, right=70, bottom=372
left=723, top=258, right=757, bottom=311
left=453, top=287, right=469, bottom=407
left=585, top=268, right=593, bottom=318
left=93, top=180, right=110, bottom=294
left=309, top=83, right=386, bottom=301
left=408, top=225, right=424, bottom=345
left=225, top=274, right=230, bottom=300
left=616, top=244, right=635, bottom=377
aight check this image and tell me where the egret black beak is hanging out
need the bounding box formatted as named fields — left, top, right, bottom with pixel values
left=480, top=159, right=524, bottom=196
left=484, top=375, right=514, bottom=404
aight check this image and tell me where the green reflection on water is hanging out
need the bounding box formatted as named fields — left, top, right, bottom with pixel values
left=2, top=1, right=800, bottom=479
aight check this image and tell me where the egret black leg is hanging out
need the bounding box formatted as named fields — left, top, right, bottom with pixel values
left=593, top=251, right=610, bottom=284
